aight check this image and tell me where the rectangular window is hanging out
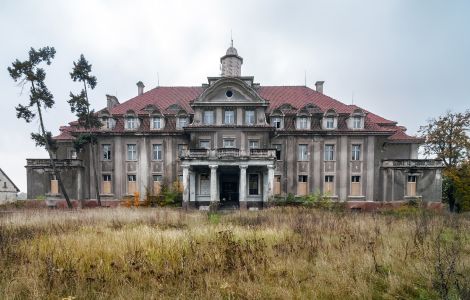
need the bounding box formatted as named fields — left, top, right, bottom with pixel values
left=152, top=117, right=162, bottom=129
left=177, top=144, right=188, bottom=158
left=273, top=144, right=282, bottom=160
left=245, top=110, right=255, bottom=125
left=249, top=174, right=259, bottom=195
left=102, top=174, right=112, bottom=194
left=103, top=144, right=111, bottom=160
left=351, top=176, right=361, bottom=196
left=70, top=149, right=77, bottom=159
left=407, top=175, right=417, bottom=196
left=297, top=117, right=308, bottom=129
left=297, top=175, right=308, bottom=196
left=353, top=116, right=362, bottom=129
left=203, top=111, right=214, bottom=124
left=126, top=117, right=136, bottom=129
left=200, top=140, right=210, bottom=149
left=152, top=144, right=163, bottom=160
left=298, top=144, right=308, bottom=161
left=324, top=144, right=335, bottom=161
left=223, top=139, right=235, bottom=148
left=152, top=175, right=162, bottom=195
left=127, top=144, right=137, bottom=161
left=224, top=110, right=235, bottom=124
left=249, top=140, right=259, bottom=149
left=274, top=175, right=281, bottom=195
left=326, top=117, right=334, bottom=129
left=324, top=175, right=334, bottom=194
left=176, top=117, right=188, bottom=129
left=272, top=117, right=282, bottom=129
left=351, top=144, right=361, bottom=161
left=200, top=174, right=210, bottom=195
left=127, top=174, right=137, bottom=194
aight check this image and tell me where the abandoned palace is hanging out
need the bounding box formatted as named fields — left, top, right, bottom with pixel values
left=26, top=44, right=443, bottom=209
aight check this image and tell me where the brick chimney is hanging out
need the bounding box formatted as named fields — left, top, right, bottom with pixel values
left=315, top=81, right=324, bottom=94
left=137, top=81, right=145, bottom=96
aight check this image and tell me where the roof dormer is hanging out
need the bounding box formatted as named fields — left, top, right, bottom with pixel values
left=347, top=108, right=366, bottom=130
left=322, top=109, right=338, bottom=130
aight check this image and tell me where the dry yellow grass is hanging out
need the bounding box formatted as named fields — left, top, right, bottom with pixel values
left=0, top=207, right=469, bottom=299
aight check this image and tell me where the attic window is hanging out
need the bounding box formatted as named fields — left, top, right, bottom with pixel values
left=225, top=90, right=233, bottom=98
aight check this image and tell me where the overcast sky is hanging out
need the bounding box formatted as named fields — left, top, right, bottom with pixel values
left=1, top=0, right=469, bottom=192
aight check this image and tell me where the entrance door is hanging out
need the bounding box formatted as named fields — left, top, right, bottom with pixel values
left=219, top=167, right=239, bottom=207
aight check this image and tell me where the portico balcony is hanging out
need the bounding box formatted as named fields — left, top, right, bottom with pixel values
left=180, top=148, right=276, bottom=160
left=381, top=159, right=443, bottom=168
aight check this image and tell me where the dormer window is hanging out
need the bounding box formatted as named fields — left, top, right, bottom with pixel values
left=126, top=116, right=137, bottom=130
left=176, top=116, right=188, bottom=129
left=353, top=116, right=362, bottom=129
left=348, top=109, right=365, bottom=130
left=271, top=117, right=283, bottom=129
left=326, top=117, right=334, bottom=129
left=203, top=111, right=214, bottom=125
left=323, top=110, right=338, bottom=130
left=297, top=117, right=309, bottom=129
left=151, top=117, right=163, bottom=130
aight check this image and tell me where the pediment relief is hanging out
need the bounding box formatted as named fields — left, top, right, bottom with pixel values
left=194, top=78, right=266, bottom=105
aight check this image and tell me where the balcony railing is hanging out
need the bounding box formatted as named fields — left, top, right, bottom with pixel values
left=381, top=159, right=443, bottom=168
left=180, top=148, right=276, bottom=160
left=26, top=159, right=84, bottom=167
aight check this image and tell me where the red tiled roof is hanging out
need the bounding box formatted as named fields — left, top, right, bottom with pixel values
left=57, top=84, right=420, bottom=143
left=53, top=126, right=75, bottom=140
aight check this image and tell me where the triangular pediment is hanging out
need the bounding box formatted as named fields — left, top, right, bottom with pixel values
left=194, top=78, right=266, bottom=105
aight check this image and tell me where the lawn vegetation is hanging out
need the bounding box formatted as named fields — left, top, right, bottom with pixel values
left=0, top=207, right=469, bottom=299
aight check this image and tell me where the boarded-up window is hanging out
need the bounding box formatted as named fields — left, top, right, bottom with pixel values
left=351, top=176, right=361, bottom=196
left=297, top=175, right=308, bottom=196
left=153, top=175, right=162, bottom=195
left=324, top=175, right=334, bottom=195
left=407, top=175, right=417, bottom=196
left=50, top=175, right=58, bottom=194
left=274, top=175, right=281, bottom=195
left=102, top=174, right=112, bottom=194
left=128, top=175, right=137, bottom=194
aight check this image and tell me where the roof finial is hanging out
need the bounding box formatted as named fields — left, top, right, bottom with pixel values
left=230, top=30, right=233, bottom=47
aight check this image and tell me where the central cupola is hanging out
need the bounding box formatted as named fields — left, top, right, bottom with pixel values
left=220, top=40, right=243, bottom=77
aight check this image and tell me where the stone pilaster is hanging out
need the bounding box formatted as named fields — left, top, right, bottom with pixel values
left=239, top=165, right=248, bottom=210
left=182, top=165, right=189, bottom=209
left=209, top=165, right=218, bottom=203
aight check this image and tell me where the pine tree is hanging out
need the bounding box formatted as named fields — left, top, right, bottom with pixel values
left=69, top=54, right=102, bottom=206
left=8, top=47, right=73, bottom=208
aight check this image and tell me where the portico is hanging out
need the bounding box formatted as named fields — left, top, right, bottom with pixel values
left=181, top=149, right=276, bottom=210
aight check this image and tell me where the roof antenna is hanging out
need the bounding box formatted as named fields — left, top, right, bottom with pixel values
left=351, top=91, right=354, bottom=105
left=304, top=70, right=307, bottom=86
left=230, top=30, right=233, bottom=47
left=157, top=72, right=160, bottom=87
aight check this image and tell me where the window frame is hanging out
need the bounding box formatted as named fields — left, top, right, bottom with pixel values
left=127, top=144, right=137, bottom=161
left=351, top=144, right=361, bottom=161
left=324, top=144, right=335, bottom=161
left=223, top=138, right=236, bottom=148
left=176, top=116, right=188, bottom=129
left=102, top=144, right=112, bottom=161
left=199, top=140, right=210, bottom=149
left=271, top=116, right=283, bottom=129
left=151, top=117, right=163, bottom=130
left=126, top=117, right=137, bottom=130
left=248, top=173, right=260, bottom=195
left=326, top=117, right=335, bottom=129
left=152, top=144, right=163, bottom=161
left=353, top=116, right=362, bottom=129
left=245, top=110, right=255, bottom=125
left=248, top=139, right=259, bottom=149
left=203, top=110, right=214, bottom=125
left=224, top=110, right=235, bottom=125
left=273, top=144, right=282, bottom=160
left=298, top=144, right=308, bottom=161
left=297, top=117, right=308, bottom=129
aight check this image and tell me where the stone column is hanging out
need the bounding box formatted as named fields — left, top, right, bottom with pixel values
left=239, top=165, right=248, bottom=210
left=189, top=170, right=196, bottom=203
left=182, top=165, right=190, bottom=209
left=209, top=165, right=218, bottom=203
left=267, top=165, right=275, bottom=202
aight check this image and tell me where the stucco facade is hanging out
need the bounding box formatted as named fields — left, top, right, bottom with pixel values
left=26, top=45, right=443, bottom=208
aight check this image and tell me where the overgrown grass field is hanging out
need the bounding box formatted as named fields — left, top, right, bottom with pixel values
left=0, top=207, right=469, bottom=299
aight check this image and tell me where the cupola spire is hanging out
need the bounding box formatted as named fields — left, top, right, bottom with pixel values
left=220, top=38, right=243, bottom=77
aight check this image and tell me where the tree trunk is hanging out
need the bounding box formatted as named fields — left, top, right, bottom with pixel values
left=90, top=142, right=101, bottom=206
left=36, top=102, right=73, bottom=209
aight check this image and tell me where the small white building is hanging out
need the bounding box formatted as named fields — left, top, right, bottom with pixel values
left=0, top=168, right=20, bottom=204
